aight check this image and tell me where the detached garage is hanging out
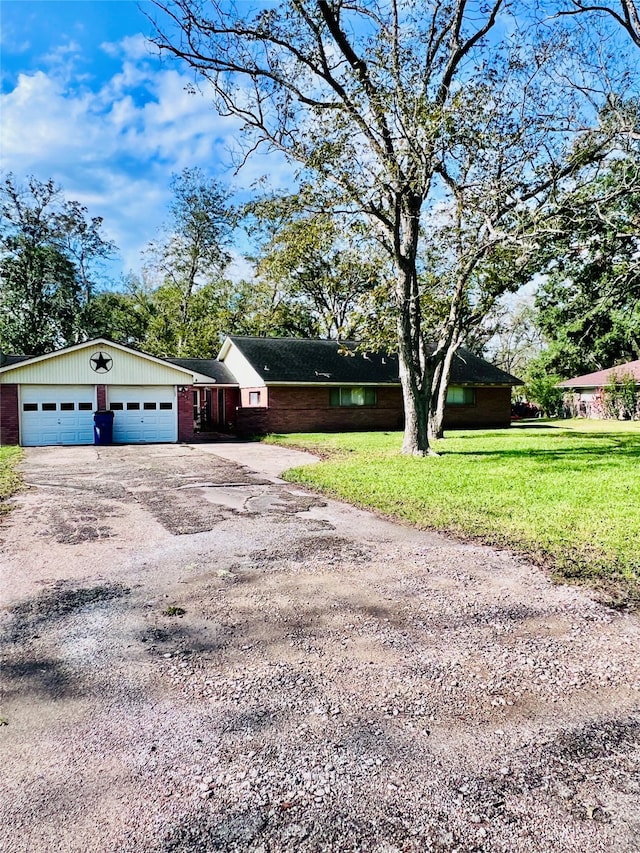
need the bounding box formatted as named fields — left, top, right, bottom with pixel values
left=0, top=338, right=234, bottom=447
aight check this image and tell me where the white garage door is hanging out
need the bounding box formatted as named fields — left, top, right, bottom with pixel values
left=107, top=386, right=177, bottom=443
left=21, top=385, right=96, bottom=447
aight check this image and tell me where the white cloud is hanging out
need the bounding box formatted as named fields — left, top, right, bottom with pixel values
left=1, top=31, right=295, bottom=280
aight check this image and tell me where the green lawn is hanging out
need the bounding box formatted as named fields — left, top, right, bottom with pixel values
left=0, top=446, right=22, bottom=515
left=267, top=421, right=640, bottom=606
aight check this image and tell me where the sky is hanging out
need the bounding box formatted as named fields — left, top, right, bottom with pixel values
left=0, top=0, right=288, bottom=280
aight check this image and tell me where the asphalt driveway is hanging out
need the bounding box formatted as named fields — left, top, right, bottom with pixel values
left=1, top=443, right=639, bottom=853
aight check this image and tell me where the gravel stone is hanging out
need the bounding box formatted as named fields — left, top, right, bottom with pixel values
left=1, top=443, right=640, bottom=852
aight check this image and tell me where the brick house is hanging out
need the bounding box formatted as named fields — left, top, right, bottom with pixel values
left=557, top=359, right=640, bottom=418
left=0, top=336, right=522, bottom=446
left=220, top=336, right=521, bottom=437
left=0, top=339, right=237, bottom=447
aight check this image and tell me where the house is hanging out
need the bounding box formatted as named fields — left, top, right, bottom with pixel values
left=0, top=336, right=522, bottom=446
left=557, top=359, right=640, bottom=418
left=0, top=339, right=237, bottom=447
left=221, top=336, right=522, bottom=436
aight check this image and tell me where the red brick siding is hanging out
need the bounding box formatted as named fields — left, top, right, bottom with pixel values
left=0, top=384, right=20, bottom=445
left=235, top=407, right=270, bottom=437
left=234, top=384, right=512, bottom=435
left=177, top=385, right=195, bottom=442
left=258, top=386, right=404, bottom=433
left=96, top=384, right=106, bottom=410
left=443, top=387, right=512, bottom=428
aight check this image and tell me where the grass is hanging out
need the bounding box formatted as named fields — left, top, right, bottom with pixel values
left=0, top=446, right=22, bottom=515
left=267, top=420, right=640, bottom=607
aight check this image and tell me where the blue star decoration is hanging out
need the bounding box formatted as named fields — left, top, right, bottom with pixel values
left=90, top=351, right=113, bottom=373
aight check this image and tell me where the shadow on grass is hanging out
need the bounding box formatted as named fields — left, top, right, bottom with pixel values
left=436, top=432, right=640, bottom=459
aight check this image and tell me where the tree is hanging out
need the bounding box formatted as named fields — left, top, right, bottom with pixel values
left=84, top=287, right=151, bottom=346
left=246, top=195, right=390, bottom=340
left=562, top=1, right=640, bottom=47
left=141, top=168, right=235, bottom=356
left=0, top=174, right=114, bottom=354
left=149, top=1, right=624, bottom=454
left=532, top=153, right=640, bottom=377
left=524, top=370, right=565, bottom=418
left=482, top=300, right=545, bottom=379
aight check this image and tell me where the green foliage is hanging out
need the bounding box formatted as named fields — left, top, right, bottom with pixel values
left=0, top=174, right=115, bottom=354
left=523, top=369, right=564, bottom=417
left=0, top=447, right=22, bottom=513
left=80, top=286, right=149, bottom=346
left=601, top=371, right=640, bottom=420
left=269, top=426, right=640, bottom=605
left=533, top=155, right=640, bottom=377
left=245, top=194, right=392, bottom=341
left=140, top=168, right=235, bottom=356
left=162, top=605, right=186, bottom=617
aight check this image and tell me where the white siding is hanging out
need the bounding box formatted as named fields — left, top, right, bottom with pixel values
left=1, top=344, right=191, bottom=385
left=219, top=340, right=265, bottom=387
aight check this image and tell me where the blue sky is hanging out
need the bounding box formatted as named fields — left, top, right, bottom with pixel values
left=0, top=0, right=286, bottom=279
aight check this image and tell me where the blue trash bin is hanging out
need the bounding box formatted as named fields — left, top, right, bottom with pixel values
left=93, top=409, right=114, bottom=445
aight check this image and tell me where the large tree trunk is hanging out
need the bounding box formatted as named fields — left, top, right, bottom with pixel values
left=429, top=339, right=458, bottom=440
left=398, top=333, right=431, bottom=455
left=395, top=242, right=435, bottom=456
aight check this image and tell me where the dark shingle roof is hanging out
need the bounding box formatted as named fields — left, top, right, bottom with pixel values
left=167, top=358, right=238, bottom=385
left=228, top=337, right=522, bottom=386
left=0, top=355, right=32, bottom=366
left=448, top=347, right=523, bottom=386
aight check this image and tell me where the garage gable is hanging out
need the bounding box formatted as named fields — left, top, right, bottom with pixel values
left=0, top=340, right=193, bottom=386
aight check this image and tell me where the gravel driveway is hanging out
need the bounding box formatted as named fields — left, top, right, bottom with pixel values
left=1, top=443, right=639, bottom=853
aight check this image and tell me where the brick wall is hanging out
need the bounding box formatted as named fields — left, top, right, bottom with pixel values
left=235, top=407, right=270, bottom=437
left=0, top=384, right=19, bottom=445
left=254, top=386, right=404, bottom=434
left=443, top=387, right=511, bottom=428
left=96, top=384, right=106, bottom=410
left=233, top=384, right=512, bottom=435
left=177, top=385, right=195, bottom=442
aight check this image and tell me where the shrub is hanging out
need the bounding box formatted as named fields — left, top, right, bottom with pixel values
left=601, top=371, right=639, bottom=420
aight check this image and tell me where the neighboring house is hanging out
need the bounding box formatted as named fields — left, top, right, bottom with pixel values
left=557, top=359, right=640, bottom=418
left=0, top=336, right=522, bottom=447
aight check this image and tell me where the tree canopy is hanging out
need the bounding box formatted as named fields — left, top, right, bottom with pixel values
left=0, top=174, right=115, bottom=354
left=148, top=0, right=633, bottom=452
left=532, top=152, right=640, bottom=378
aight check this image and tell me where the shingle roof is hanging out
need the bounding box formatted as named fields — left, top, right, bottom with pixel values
left=448, top=347, right=523, bottom=386
left=167, top=358, right=238, bottom=385
left=0, top=355, right=32, bottom=366
left=558, top=359, right=640, bottom=388
left=227, top=336, right=522, bottom=386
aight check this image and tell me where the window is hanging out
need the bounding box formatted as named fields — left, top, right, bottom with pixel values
left=159, top=402, right=173, bottom=410
left=126, top=402, right=140, bottom=410
left=249, top=391, right=261, bottom=405
left=109, top=402, right=124, bottom=411
left=330, top=387, right=377, bottom=407
left=60, top=403, right=75, bottom=411
left=23, top=403, right=38, bottom=412
left=446, top=386, right=475, bottom=405
left=42, top=403, right=57, bottom=412
left=78, top=402, right=93, bottom=411
left=143, top=402, right=157, bottom=410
